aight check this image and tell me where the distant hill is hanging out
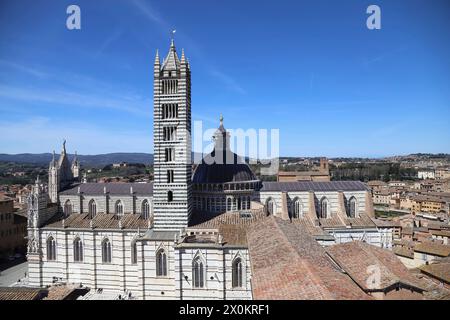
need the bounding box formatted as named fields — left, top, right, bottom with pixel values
left=0, top=153, right=154, bottom=166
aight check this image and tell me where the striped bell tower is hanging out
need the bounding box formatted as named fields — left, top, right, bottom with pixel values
left=152, top=39, right=192, bottom=231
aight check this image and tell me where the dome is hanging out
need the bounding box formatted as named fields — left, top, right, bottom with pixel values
left=192, top=115, right=257, bottom=184
left=192, top=150, right=257, bottom=184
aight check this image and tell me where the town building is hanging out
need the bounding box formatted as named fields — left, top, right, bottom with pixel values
left=0, top=196, right=27, bottom=259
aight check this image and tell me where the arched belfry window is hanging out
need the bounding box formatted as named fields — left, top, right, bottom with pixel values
left=348, top=197, right=357, bottom=218
left=192, top=257, right=205, bottom=288
left=156, top=249, right=167, bottom=276
left=232, top=257, right=243, bottom=288
left=102, top=238, right=111, bottom=263
left=168, top=191, right=173, bottom=202
left=73, top=237, right=83, bottom=262
left=88, top=199, right=97, bottom=218
left=47, top=236, right=56, bottom=261
left=292, top=198, right=302, bottom=218
left=266, top=198, right=275, bottom=216
left=64, top=200, right=72, bottom=216
left=141, top=200, right=150, bottom=219
left=115, top=200, right=124, bottom=216
left=319, top=197, right=329, bottom=219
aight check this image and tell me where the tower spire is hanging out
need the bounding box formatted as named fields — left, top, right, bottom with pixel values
left=154, top=49, right=160, bottom=65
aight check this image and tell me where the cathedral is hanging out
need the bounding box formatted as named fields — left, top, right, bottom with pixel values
left=26, top=40, right=395, bottom=300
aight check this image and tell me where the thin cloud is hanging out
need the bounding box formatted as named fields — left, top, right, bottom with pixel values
left=0, top=117, right=153, bottom=154
left=129, top=0, right=245, bottom=94
left=0, top=84, right=152, bottom=118
left=0, top=59, right=49, bottom=78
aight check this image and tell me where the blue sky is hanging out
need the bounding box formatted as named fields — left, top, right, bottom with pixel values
left=0, top=0, right=449, bottom=157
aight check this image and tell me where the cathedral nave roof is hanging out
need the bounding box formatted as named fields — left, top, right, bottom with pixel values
left=260, top=180, right=370, bottom=192
left=59, top=182, right=153, bottom=196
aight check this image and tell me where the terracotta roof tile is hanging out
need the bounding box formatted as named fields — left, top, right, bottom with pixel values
left=327, top=241, right=426, bottom=292
left=247, top=216, right=370, bottom=300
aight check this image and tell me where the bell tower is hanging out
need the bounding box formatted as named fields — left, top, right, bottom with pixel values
left=153, top=39, right=192, bottom=231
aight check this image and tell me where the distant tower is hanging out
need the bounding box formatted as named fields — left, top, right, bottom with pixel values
left=72, top=151, right=80, bottom=180
left=319, top=157, right=329, bottom=174
left=48, top=151, right=59, bottom=203
left=153, top=39, right=192, bottom=231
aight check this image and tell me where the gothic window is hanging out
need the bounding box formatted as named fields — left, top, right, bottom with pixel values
left=102, top=239, right=111, bottom=263
left=192, top=257, right=205, bottom=288
left=163, top=126, right=177, bottom=141
left=47, top=236, right=56, bottom=261
left=64, top=200, right=72, bottom=216
left=131, top=241, right=137, bottom=265
left=292, top=198, right=302, bottom=218
left=232, top=257, right=243, bottom=288
left=162, top=104, right=179, bottom=119
left=115, top=200, right=124, bottom=216
left=319, top=197, right=329, bottom=219
left=348, top=197, right=357, bottom=218
left=168, top=191, right=173, bottom=202
left=167, top=170, right=174, bottom=183
left=73, top=237, right=83, bottom=262
left=266, top=198, right=275, bottom=216
left=88, top=199, right=97, bottom=218
left=162, top=79, right=178, bottom=94
left=141, top=200, right=150, bottom=219
left=156, top=249, right=167, bottom=276
left=165, top=148, right=175, bottom=162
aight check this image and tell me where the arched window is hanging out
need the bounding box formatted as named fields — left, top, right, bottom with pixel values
left=226, top=198, right=232, bottom=212
left=348, top=197, right=357, bottom=218
left=88, top=199, right=97, bottom=218
left=319, top=197, right=329, bottom=219
left=266, top=198, right=275, bottom=216
left=156, top=249, right=167, bottom=276
left=115, top=200, right=124, bottom=216
left=292, top=198, right=302, bottom=218
left=64, top=200, right=72, bottom=216
left=168, top=191, right=173, bottom=202
left=192, top=257, right=204, bottom=288
left=102, top=239, right=111, bottom=263
left=47, top=236, right=56, bottom=261
left=131, top=241, right=137, bottom=264
left=73, top=237, right=83, bottom=262
left=232, top=257, right=243, bottom=288
left=141, top=200, right=150, bottom=219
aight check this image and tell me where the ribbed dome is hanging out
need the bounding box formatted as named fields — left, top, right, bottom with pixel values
left=193, top=116, right=258, bottom=184
left=192, top=149, right=257, bottom=184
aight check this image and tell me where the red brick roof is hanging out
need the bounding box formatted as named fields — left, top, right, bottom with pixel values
left=246, top=216, right=371, bottom=300
left=326, top=241, right=426, bottom=292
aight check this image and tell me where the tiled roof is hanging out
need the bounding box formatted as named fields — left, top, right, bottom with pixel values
left=393, top=246, right=414, bottom=259
left=327, top=241, right=426, bottom=292
left=189, top=209, right=267, bottom=246
left=260, top=181, right=369, bottom=192
left=43, top=285, right=78, bottom=300
left=371, top=218, right=401, bottom=228
left=430, top=230, right=450, bottom=237
left=420, top=259, right=450, bottom=284
left=59, top=182, right=153, bottom=196
left=0, top=287, right=47, bottom=300
left=414, top=242, right=450, bottom=257
left=43, top=212, right=151, bottom=230
left=247, top=216, right=370, bottom=300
